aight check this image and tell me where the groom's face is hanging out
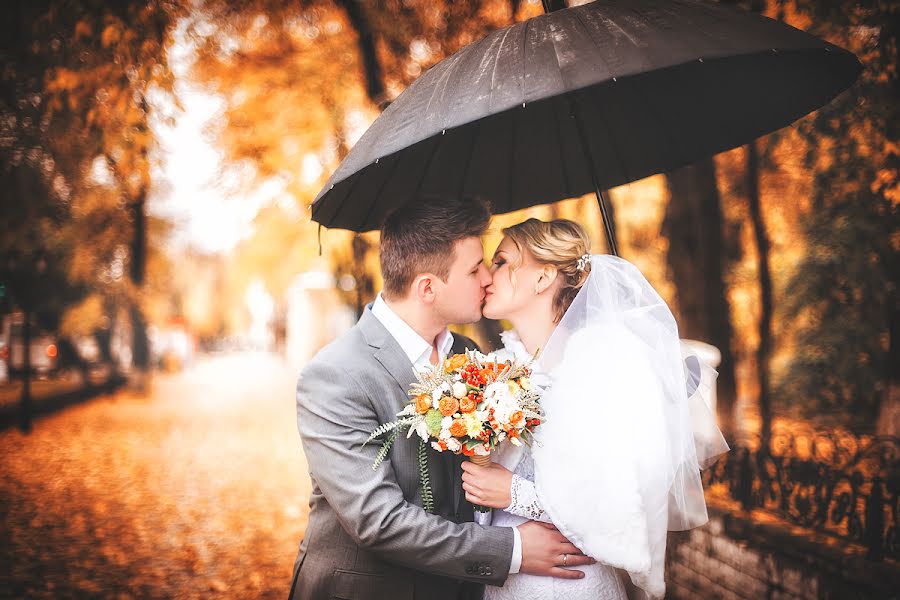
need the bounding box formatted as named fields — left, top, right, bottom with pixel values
left=431, top=236, right=491, bottom=325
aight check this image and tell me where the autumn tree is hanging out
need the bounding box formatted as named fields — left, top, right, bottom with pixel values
left=189, top=0, right=528, bottom=334
left=774, top=0, right=898, bottom=431
left=0, top=0, right=183, bottom=390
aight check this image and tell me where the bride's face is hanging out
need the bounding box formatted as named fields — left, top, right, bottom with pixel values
left=483, top=236, right=544, bottom=321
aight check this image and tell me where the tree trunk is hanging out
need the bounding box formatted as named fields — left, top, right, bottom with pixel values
left=129, top=191, right=151, bottom=386
left=335, top=0, right=388, bottom=108
left=20, top=311, right=32, bottom=433
left=541, top=0, right=568, bottom=12
left=877, top=303, right=900, bottom=436
left=509, top=0, right=522, bottom=19
left=746, top=140, right=773, bottom=447
left=663, top=158, right=737, bottom=441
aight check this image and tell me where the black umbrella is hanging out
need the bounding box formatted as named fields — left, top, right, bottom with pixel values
left=312, top=0, right=860, bottom=254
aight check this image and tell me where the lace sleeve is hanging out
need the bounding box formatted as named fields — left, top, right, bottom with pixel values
left=506, top=474, right=553, bottom=523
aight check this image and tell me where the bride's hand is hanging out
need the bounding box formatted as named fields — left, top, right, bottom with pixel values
left=460, top=461, right=514, bottom=509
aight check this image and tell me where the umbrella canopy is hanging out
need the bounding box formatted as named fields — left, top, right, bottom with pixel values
left=312, top=0, right=861, bottom=232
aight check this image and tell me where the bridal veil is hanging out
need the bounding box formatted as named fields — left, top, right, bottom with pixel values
left=532, top=255, right=729, bottom=599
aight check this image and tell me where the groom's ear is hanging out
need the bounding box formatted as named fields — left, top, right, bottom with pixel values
left=413, top=273, right=437, bottom=304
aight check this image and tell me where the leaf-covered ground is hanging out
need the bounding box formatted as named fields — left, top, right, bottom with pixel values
left=0, top=353, right=310, bottom=599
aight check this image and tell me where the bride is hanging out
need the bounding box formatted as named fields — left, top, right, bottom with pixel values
left=462, top=218, right=729, bottom=600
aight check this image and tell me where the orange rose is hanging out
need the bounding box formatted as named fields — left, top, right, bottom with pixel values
left=415, top=394, right=432, bottom=414
left=459, top=396, right=477, bottom=413
left=444, top=353, right=468, bottom=373
left=439, top=396, right=459, bottom=417
left=449, top=419, right=468, bottom=437
left=509, top=411, right=524, bottom=427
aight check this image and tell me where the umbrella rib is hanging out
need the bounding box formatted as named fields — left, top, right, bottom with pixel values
left=544, top=10, right=617, bottom=189
left=419, top=57, right=458, bottom=142
left=359, top=153, right=405, bottom=231
left=569, top=8, right=632, bottom=187
left=551, top=97, right=572, bottom=201
left=412, top=136, right=443, bottom=199
left=457, top=119, right=482, bottom=199
left=520, top=16, right=532, bottom=107
left=622, top=72, right=689, bottom=178
left=488, top=26, right=517, bottom=112
left=326, top=170, right=363, bottom=230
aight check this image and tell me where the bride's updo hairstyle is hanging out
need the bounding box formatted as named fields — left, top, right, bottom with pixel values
left=502, top=218, right=591, bottom=323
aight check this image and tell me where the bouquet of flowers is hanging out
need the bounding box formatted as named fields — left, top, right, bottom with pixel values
left=365, top=350, right=544, bottom=513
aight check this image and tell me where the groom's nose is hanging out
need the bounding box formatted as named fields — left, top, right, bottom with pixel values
left=478, top=263, right=491, bottom=287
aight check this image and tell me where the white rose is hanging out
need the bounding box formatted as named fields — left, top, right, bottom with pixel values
left=452, top=382, right=468, bottom=399
left=432, top=388, right=444, bottom=403
left=431, top=441, right=444, bottom=452
left=415, top=421, right=429, bottom=441
left=441, top=416, right=453, bottom=428
left=439, top=428, right=451, bottom=440
left=483, top=381, right=511, bottom=405
left=446, top=438, right=462, bottom=452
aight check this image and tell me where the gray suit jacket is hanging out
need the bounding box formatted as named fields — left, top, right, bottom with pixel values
left=289, top=307, right=514, bottom=600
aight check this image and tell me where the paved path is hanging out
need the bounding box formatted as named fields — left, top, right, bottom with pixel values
left=0, top=353, right=310, bottom=599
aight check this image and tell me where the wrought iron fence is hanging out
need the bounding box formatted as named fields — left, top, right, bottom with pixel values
left=701, top=424, right=899, bottom=562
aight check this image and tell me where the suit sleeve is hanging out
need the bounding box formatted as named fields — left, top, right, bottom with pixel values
left=296, top=359, right=514, bottom=585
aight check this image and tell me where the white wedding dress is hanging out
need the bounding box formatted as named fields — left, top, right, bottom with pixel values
left=483, top=256, right=729, bottom=600
left=484, top=334, right=628, bottom=600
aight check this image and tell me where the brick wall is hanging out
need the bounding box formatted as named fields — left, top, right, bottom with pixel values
left=665, top=505, right=899, bottom=599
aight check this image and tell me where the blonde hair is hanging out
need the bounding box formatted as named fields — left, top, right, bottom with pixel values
left=502, top=218, right=591, bottom=323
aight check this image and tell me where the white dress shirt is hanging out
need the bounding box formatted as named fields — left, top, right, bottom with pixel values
left=370, top=294, right=523, bottom=575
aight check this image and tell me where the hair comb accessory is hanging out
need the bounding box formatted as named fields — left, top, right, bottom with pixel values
left=576, top=254, right=591, bottom=272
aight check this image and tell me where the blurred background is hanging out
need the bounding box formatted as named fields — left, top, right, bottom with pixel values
left=0, top=0, right=896, bottom=598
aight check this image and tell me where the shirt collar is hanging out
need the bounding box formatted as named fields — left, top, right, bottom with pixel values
left=371, top=293, right=454, bottom=369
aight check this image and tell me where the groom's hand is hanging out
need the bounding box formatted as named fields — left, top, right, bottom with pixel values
left=517, top=521, right=595, bottom=579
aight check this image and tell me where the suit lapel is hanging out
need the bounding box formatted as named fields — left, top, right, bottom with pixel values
left=360, top=308, right=455, bottom=514
left=359, top=309, right=418, bottom=403
left=361, top=309, right=481, bottom=518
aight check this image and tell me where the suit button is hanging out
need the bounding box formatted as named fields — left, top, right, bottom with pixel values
left=485, top=566, right=493, bottom=576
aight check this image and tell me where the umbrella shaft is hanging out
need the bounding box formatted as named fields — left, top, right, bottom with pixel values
left=566, top=93, right=620, bottom=257
left=594, top=187, right=619, bottom=257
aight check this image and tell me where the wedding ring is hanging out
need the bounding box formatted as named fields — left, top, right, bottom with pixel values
left=563, top=553, right=568, bottom=567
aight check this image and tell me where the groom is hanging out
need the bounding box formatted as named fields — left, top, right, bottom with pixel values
left=289, top=196, right=591, bottom=600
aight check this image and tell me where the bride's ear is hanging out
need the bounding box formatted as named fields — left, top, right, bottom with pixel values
left=534, top=266, right=558, bottom=295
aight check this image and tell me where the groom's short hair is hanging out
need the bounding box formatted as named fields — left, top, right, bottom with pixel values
left=380, top=195, right=491, bottom=300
